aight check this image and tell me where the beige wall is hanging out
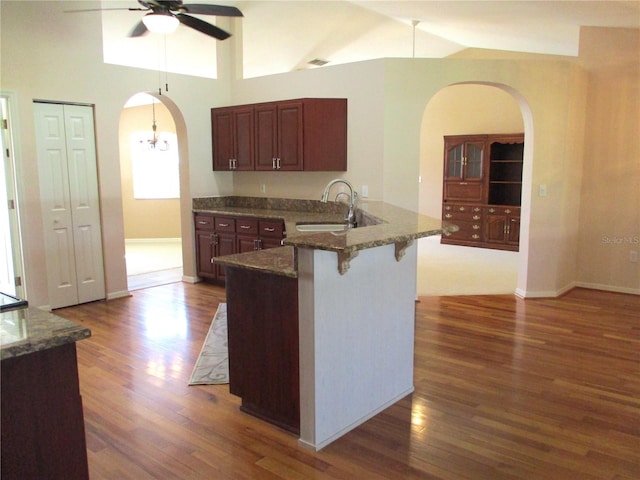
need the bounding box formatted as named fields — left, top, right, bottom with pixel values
left=119, top=103, right=181, bottom=239
left=576, top=27, right=639, bottom=293
left=1, top=0, right=637, bottom=305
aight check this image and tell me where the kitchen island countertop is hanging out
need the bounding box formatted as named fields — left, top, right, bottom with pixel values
left=1, top=307, right=91, bottom=360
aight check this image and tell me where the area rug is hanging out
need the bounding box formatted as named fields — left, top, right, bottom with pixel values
left=188, top=303, right=229, bottom=385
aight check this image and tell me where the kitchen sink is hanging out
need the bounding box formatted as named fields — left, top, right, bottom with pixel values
left=296, top=223, right=350, bottom=233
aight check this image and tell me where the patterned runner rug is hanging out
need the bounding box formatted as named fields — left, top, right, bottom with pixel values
left=188, top=303, right=229, bottom=385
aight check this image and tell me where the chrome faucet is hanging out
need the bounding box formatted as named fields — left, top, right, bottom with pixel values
left=321, top=178, right=358, bottom=228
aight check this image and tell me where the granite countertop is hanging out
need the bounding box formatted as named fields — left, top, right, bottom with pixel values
left=1, top=307, right=91, bottom=360
left=194, top=196, right=455, bottom=276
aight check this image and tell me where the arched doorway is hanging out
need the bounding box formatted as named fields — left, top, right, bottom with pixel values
left=417, top=83, right=530, bottom=296
left=119, top=93, right=183, bottom=290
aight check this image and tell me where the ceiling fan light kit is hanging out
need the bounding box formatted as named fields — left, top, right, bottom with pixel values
left=142, top=12, right=179, bottom=34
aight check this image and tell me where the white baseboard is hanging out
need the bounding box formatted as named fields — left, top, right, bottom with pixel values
left=182, top=275, right=199, bottom=284
left=107, top=290, right=132, bottom=300
left=125, top=237, right=181, bottom=244
left=516, top=280, right=638, bottom=298
left=574, top=282, right=640, bottom=296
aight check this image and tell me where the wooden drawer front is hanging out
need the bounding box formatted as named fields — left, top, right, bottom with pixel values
left=443, top=205, right=483, bottom=222
left=194, top=214, right=214, bottom=231
left=447, top=221, right=483, bottom=242
left=214, top=217, right=236, bottom=233
left=444, top=182, right=483, bottom=203
left=443, top=211, right=483, bottom=222
left=236, top=218, right=258, bottom=235
left=259, top=220, right=285, bottom=238
left=485, top=206, right=520, bottom=216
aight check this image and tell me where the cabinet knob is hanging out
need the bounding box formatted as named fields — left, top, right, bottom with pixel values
left=240, top=225, right=251, bottom=229
left=459, top=206, right=465, bottom=211
left=445, top=214, right=453, bottom=219
left=264, top=227, right=276, bottom=232
left=472, top=234, right=480, bottom=239
left=505, top=209, right=511, bottom=214
left=473, top=224, right=480, bottom=230
left=218, top=223, right=230, bottom=227
left=473, top=215, right=480, bottom=220
left=489, top=208, right=495, bottom=213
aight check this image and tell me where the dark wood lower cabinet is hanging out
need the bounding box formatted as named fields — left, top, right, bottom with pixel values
left=1, top=343, right=89, bottom=480
left=225, top=267, right=300, bottom=434
left=195, top=213, right=285, bottom=284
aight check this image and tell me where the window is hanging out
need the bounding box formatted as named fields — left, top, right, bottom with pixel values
left=130, top=131, right=179, bottom=199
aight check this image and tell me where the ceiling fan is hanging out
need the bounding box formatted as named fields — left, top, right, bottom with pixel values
left=69, top=0, right=243, bottom=40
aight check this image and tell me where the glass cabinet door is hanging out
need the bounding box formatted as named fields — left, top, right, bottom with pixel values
left=465, top=142, right=484, bottom=179
left=446, top=144, right=464, bottom=179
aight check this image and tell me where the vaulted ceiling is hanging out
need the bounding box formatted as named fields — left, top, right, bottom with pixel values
left=95, top=0, right=639, bottom=79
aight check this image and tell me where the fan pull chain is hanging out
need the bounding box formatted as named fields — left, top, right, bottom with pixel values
left=164, top=35, right=169, bottom=93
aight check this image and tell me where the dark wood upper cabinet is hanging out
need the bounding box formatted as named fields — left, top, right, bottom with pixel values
left=212, top=98, right=347, bottom=172
left=211, top=106, right=255, bottom=171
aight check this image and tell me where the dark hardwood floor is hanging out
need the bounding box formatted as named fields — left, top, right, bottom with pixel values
left=55, top=283, right=640, bottom=479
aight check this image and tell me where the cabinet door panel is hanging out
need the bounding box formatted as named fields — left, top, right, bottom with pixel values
left=485, top=215, right=507, bottom=243
left=255, top=105, right=278, bottom=170
left=445, top=144, right=464, bottom=179
left=214, top=233, right=236, bottom=280
left=277, top=102, right=303, bottom=170
left=234, top=107, right=254, bottom=170
left=196, top=231, right=215, bottom=277
left=507, top=217, right=520, bottom=245
left=211, top=110, right=234, bottom=170
left=465, top=142, right=484, bottom=179
left=237, top=235, right=258, bottom=253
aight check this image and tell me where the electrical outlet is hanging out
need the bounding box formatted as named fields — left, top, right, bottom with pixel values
left=631, top=250, right=638, bottom=263
left=361, top=185, right=368, bottom=198
left=260, top=183, right=266, bottom=193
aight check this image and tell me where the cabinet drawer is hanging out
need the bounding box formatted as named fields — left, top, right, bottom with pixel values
left=194, top=214, right=214, bottom=231
left=443, top=211, right=483, bottom=222
left=444, top=204, right=482, bottom=213
left=443, top=204, right=483, bottom=222
left=236, top=218, right=258, bottom=235
left=259, top=220, right=285, bottom=238
left=214, top=216, right=236, bottom=233
left=446, top=221, right=484, bottom=242
left=485, top=206, right=520, bottom=216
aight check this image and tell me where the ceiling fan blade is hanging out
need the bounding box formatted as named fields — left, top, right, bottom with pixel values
left=177, top=13, right=231, bottom=40
left=181, top=4, right=243, bottom=17
left=129, top=20, right=149, bottom=37
left=64, top=7, right=147, bottom=13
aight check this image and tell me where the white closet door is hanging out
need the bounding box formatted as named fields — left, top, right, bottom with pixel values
left=34, top=103, right=105, bottom=309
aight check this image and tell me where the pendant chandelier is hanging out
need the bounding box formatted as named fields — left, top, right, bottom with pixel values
left=147, top=99, right=169, bottom=151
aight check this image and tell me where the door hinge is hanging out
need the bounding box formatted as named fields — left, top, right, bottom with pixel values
left=8, top=199, right=15, bottom=209
left=15, top=276, right=22, bottom=287
left=2, top=119, right=8, bottom=130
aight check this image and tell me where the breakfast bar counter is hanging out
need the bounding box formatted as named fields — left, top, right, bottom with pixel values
left=198, top=196, right=453, bottom=450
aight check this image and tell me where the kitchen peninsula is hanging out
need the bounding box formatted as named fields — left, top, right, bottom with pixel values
left=194, top=196, right=450, bottom=450
left=1, top=297, right=91, bottom=479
